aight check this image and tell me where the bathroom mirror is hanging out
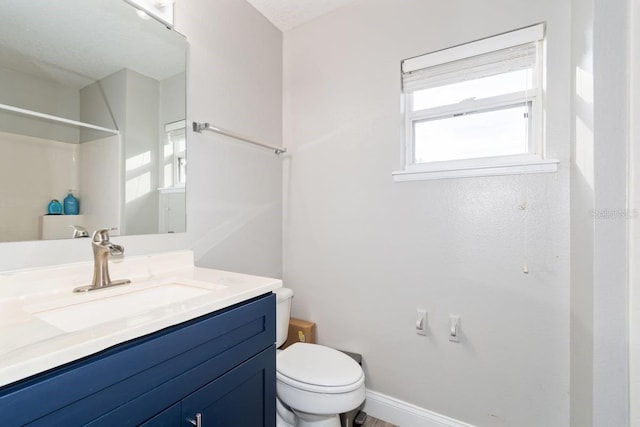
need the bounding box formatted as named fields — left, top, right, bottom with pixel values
left=0, top=0, right=187, bottom=242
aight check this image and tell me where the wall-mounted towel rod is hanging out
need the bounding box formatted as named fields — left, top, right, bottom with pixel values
left=192, top=122, right=286, bottom=155
left=0, top=103, right=120, bottom=135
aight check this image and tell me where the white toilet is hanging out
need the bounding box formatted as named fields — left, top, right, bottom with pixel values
left=274, top=287, right=366, bottom=427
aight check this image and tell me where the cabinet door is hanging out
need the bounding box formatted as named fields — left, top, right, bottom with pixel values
left=182, top=346, right=275, bottom=427
left=140, top=403, right=181, bottom=427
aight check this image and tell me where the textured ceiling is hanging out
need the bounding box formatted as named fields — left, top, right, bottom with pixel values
left=0, top=0, right=185, bottom=89
left=1, top=0, right=352, bottom=90
left=246, top=0, right=358, bottom=31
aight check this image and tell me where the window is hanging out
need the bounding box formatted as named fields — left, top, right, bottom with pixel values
left=393, top=24, right=558, bottom=181
left=162, top=120, right=186, bottom=188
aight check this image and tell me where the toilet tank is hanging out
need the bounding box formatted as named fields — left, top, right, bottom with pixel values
left=273, top=287, right=293, bottom=348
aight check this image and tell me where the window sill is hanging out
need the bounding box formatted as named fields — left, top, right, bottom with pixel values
left=158, top=186, right=186, bottom=193
left=392, top=158, right=559, bottom=182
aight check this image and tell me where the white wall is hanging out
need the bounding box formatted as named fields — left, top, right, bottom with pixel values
left=160, top=72, right=186, bottom=127
left=80, top=71, right=125, bottom=143
left=569, top=0, right=594, bottom=424
left=79, top=135, right=122, bottom=234
left=631, top=0, right=640, bottom=423
left=0, top=132, right=79, bottom=242
left=177, top=0, right=283, bottom=277
left=590, top=0, right=630, bottom=425
left=81, top=68, right=161, bottom=235
left=123, top=69, right=160, bottom=235
left=0, top=0, right=283, bottom=280
left=0, top=66, right=80, bottom=144
left=282, top=1, right=571, bottom=426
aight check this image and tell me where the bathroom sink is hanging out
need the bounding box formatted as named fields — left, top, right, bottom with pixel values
left=30, top=282, right=218, bottom=333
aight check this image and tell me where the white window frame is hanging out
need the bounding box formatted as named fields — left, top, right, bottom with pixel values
left=160, top=120, right=186, bottom=189
left=393, top=24, right=558, bottom=182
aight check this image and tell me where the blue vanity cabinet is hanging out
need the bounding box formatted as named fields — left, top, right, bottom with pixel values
left=0, top=293, right=276, bottom=427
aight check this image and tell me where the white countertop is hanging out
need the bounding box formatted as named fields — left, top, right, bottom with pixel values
left=0, top=250, right=282, bottom=388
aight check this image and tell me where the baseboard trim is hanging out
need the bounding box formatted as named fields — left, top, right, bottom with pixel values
left=362, top=390, right=475, bottom=427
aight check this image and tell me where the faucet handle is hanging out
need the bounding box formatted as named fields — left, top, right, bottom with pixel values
left=69, top=225, right=89, bottom=238
left=92, top=228, right=111, bottom=243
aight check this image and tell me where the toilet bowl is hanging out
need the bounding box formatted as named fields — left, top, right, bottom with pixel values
left=277, top=396, right=296, bottom=427
left=274, top=288, right=366, bottom=427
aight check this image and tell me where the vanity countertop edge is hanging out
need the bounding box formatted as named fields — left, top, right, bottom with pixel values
left=0, top=250, right=282, bottom=388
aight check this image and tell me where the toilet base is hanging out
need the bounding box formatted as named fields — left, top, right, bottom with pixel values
left=277, top=411, right=341, bottom=427
left=277, top=399, right=341, bottom=427
left=276, top=398, right=342, bottom=427
left=292, top=410, right=342, bottom=427
left=277, top=398, right=295, bottom=427
left=277, top=412, right=294, bottom=427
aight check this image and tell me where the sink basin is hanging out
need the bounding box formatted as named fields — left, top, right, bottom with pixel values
left=31, top=282, right=215, bottom=333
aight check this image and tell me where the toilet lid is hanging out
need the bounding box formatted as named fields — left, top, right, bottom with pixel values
left=277, top=343, right=364, bottom=393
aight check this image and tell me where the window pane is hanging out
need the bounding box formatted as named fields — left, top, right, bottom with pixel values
left=413, top=104, right=529, bottom=163
left=177, top=156, right=186, bottom=184
left=164, top=126, right=186, bottom=187
left=412, top=70, right=532, bottom=111
left=173, top=133, right=186, bottom=154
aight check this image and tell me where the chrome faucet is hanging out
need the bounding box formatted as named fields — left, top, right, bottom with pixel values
left=73, top=229, right=131, bottom=293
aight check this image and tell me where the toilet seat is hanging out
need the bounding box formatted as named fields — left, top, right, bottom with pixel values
left=277, top=343, right=364, bottom=394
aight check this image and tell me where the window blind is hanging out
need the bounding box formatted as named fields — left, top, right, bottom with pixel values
left=402, top=42, right=538, bottom=92
left=402, top=23, right=544, bottom=73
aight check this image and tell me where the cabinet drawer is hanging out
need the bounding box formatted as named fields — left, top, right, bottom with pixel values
left=0, top=293, right=275, bottom=426
left=139, top=403, right=181, bottom=427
